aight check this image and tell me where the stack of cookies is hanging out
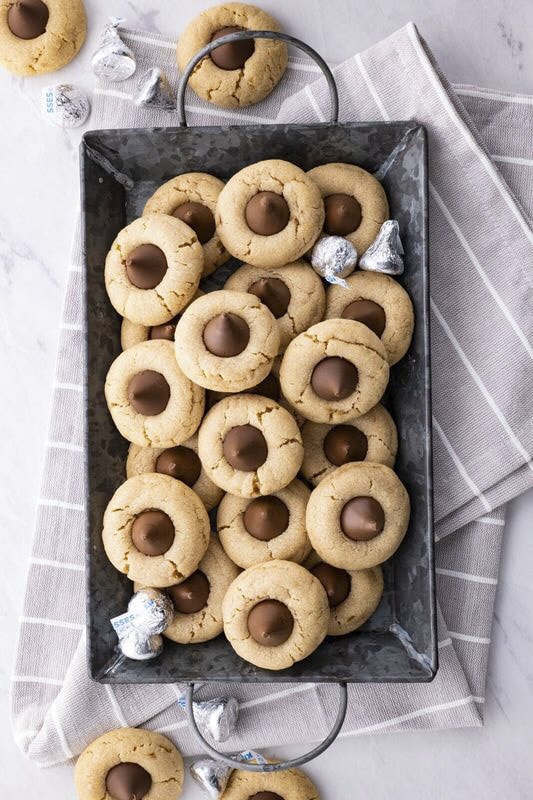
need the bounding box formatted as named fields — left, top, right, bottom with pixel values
left=101, top=157, right=414, bottom=671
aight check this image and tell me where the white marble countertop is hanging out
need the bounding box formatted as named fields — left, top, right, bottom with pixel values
left=1, top=0, right=532, bottom=797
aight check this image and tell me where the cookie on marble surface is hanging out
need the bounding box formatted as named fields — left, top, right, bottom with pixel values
left=279, top=318, right=389, bottom=424
left=102, top=473, right=210, bottom=588
left=325, top=271, right=414, bottom=365
left=215, top=159, right=324, bottom=268
left=177, top=3, right=287, bottom=109
left=174, top=290, right=280, bottom=392
left=120, top=290, right=203, bottom=350
left=301, top=403, right=398, bottom=485
left=198, top=394, right=303, bottom=498
left=217, top=478, right=311, bottom=568
left=307, top=162, right=389, bottom=257
left=105, top=340, right=205, bottom=448
left=306, top=462, right=410, bottom=570
left=221, top=766, right=319, bottom=799
left=224, top=260, right=326, bottom=351
left=126, top=433, right=223, bottom=512
left=135, top=536, right=240, bottom=644
left=143, top=173, right=230, bottom=277
left=305, top=550, right=384, bottom=636
left=105, top=214, right=203, bottom=326
left=0, top=0, right=86, bottom=76
left=74, top=727, right=183, bottom=800
left=222, top=560, right=329, bottom=670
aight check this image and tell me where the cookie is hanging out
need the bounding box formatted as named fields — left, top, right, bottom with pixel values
left=215, top=159, right=324, bottom=268
left=105, top=340, right=205, bottom=448
left=307, top=163, right=389, bottom=257
left=126, top=433, right=223, bottom=512
left=305, top=551, right=384, bottom=636
left=177, top=3, right=288, bottom=109
left=74, top=727, right=183, bottom=800
left=221, top=766, right=319, bottom=800
left=198, top=394, right=303, bottom=498
left=174, top=290, right=280, bottom=392
left=325, top=271, right=414, bottom=365
left=217, top=479, right=311, bottom=568
left=104, top=214, right=203, bottom=326
left=279, top=319, right=390, bottom=424
left=120, top=290, right=203, bottom=350
left=135, top=536, right=240, bottom=644
left=306, top=463, right=410, bottom=570
left=224, top=260, right=326, bottom=352
left=301, top=403, right=398, bottom=485
left=102, top=473, right=210, bottom=588
left=143, top=173, right=230, bottom=277
left=222, top=560, right=329, bottom=669
left=0, top=0, right=86, bottom=76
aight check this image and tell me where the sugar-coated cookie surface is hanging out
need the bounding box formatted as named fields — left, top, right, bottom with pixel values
left=306, top=462, right=410, bottom=570
left=198, top=393, right=303, bottom=498
left=307, top=162, right=389, bottom=257
left=102, top=473, right=210, bottom=588
left=177, top=3, right=288, bottom=108
left=280, top=318, right=390, bottom=424
left=0, top=0, right=86, bottom=76
left=224, top=259, right=326, bottom=351
left=222, top=560, right=329, bottom=669
left=216, top=159, right=324, bottom=268
left=325, top=271, right=414, bottom=365
left=104, top=340, right=205, bottom=448
left=143, top=173, right=230, bottom=276
left=74, top=727, right=184, bottom=800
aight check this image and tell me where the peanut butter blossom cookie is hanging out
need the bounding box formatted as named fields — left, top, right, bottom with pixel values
left=216, top=160, right=325, bottom=268
left=224, top=260, right=326, bottom=352
left=176, top=3, right=288, bottom=108
left=174, top=290, right=280, bottom=392
left=307, top=162, right=389, bottom=257
left=126, top=432, right=223, bottom=512
left=104, top=214, right=203, bottom=326
left=198, top=394, right=303, bottom=497
left=279, top=318, right=390, bottom=424
left=0, top=0, right=86, bottom=76
left=74, top=727, right=184, bottom=800
left=222, top=560, right=329, bottom=669
left=306, top=462, right=410, bottom=570
left=301, top=403, right=398, bottom=485
left=217, top=478, right=311, bottom=568
left=104, top=340, right=205, bottom=448
left=143, top=173, right=230, bottom=277
left=325, top=271, right=415, bottom=365
left=221, top=766, right=319, bottom=800
left=120, top=291, right=203, bottom=350
left=102, top=473, right=210, bottom=588
left=135, top=537, right=240, bottom=644
left=305, top=551, right=384, bottom=636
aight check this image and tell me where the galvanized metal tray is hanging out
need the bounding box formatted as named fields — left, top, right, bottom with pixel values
left=82, top=35, right=436, bottom=715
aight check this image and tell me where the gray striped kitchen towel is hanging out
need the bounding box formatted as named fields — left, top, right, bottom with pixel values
left=12, top=22, right=533, bottom=767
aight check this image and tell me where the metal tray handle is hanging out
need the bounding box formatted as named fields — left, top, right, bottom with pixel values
left=185, top=681, right=348, bottom=772
left=177, top=30, right=339, bottom=126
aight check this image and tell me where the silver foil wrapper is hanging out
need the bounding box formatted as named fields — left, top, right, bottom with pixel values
left=134, top=68, right=176, bottom=111
left=42, top=84, right=90, bottom=129
left=194, top=697, right=239, bottom=742
left=119, top=630, right=163, bottom=661
left=310, top=235, right=358, bottom=287
left=92, top=17, right=136, bottom=82
left=359, top=220, right=404, bottom=275
left=127, top=588, right=174, bottom=636
left=190, top=751, right=267, bottom=798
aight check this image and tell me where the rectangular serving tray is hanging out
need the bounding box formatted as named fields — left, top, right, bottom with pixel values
left=82, top=121, right=436, bottom=684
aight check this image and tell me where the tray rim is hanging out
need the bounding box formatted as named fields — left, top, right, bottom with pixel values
left=81, top=119, right=437, bottom=685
